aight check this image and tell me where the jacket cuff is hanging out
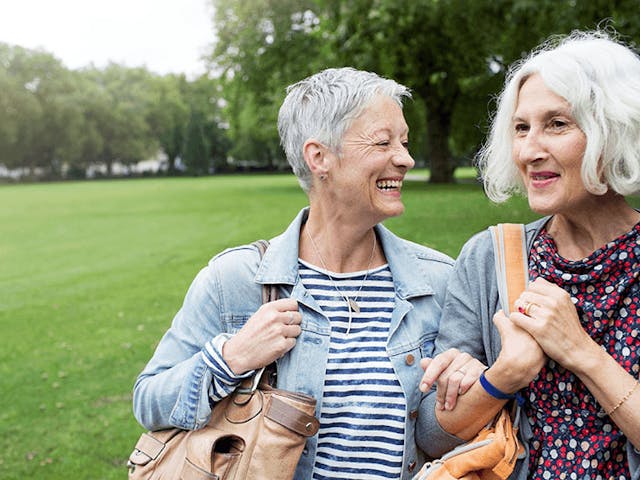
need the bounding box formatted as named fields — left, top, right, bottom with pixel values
left=201, top=333, right=256, bottom=402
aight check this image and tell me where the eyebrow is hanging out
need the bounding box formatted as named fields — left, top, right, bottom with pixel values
left=512, top=108, right=572, bottom=123
left=372, top=127, right=409, bottom=137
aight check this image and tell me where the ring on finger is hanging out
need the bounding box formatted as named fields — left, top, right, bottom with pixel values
left=523, top=301, right=537, bottom=316
left=288, top=312, right=295, bottom=325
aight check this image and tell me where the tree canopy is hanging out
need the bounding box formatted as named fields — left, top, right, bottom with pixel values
left=209, top=0, right=640, bottom=182
left=2, top=1, right=640, bottom=181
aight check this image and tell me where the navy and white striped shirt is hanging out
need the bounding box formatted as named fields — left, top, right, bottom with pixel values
left=299, top=260, right=405, bottom=480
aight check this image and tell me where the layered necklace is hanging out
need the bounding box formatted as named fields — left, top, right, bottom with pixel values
left=304, top=227, right=377, bottom=334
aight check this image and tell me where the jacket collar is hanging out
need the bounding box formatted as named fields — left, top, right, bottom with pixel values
left=255, top=207, right=435, bottom=299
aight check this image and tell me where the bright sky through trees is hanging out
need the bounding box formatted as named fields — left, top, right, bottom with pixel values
left=0, top=0, right=214, bottom=77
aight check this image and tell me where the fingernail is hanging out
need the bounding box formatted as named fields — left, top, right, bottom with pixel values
left=435, top=400, right=443, bottom=410
left=444, top=402, right=451, bottom=410
left=420, top=382, right=428, bottom=392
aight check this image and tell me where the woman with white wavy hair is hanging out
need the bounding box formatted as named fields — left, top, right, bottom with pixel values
left=418, top=30, right=640, bottom=479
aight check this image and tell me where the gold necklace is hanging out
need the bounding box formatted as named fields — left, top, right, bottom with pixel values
left=304, top=227, right=377, bottom=334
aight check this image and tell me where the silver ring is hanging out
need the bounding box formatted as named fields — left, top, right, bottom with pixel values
left=288, top=312, right=295, bottom=325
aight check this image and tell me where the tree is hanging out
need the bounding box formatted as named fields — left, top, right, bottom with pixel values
left=211, top=0, right=327, bottom=169
left=0, top=44, right=85, bottom=178
left=146, top=74, right=190, bottom=174
left=208, top=0, right=640, bottom=183
left=83, top=64, right=157, bottom=175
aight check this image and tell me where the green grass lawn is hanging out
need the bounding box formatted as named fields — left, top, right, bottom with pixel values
left=1, top=173, right=638, bottom=479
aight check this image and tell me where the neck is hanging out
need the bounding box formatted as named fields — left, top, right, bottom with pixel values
left=300, top=206, right=383, bottom=273
left=546, top=195, right=640, bottom=260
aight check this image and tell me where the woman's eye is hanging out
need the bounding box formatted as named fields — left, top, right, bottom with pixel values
left=402, top=141, right=410, bottom=150
left=550, top=119, right=567, bottom=129
left=376, top=140, right=390, bottom=146
left=514, top=123, right=529, bottom=134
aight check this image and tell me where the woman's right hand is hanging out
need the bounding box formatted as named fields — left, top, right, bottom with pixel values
left=222, top=298, right=302, bottom=375
left=490, top=309, right=546, bottom=392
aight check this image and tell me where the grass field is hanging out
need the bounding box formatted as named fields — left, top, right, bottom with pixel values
left=1, top=173, right=638, bottom=479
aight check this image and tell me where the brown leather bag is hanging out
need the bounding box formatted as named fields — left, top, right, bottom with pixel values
left=127, top=240, right=319, bottom=480
left=413, top=224, right=527, bottom=480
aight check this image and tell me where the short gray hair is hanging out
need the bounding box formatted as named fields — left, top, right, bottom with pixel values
left=477, top=30, right=640, bottom=202
left=277, top=67, right=411, bottom=192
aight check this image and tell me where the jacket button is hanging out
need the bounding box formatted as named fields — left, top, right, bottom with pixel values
left=405, top=354, right=415, bottom=365
left=408, top=461, right=417, bottom=472
left=409, top=409, right=418, bottom=420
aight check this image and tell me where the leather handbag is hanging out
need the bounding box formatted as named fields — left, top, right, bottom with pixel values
left=413, top=224, right=527, bottom=480
left=127, top=240, right=320, bottom=480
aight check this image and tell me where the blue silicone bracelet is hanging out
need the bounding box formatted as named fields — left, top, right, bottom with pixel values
left=480, top=371, right=525, bottom=406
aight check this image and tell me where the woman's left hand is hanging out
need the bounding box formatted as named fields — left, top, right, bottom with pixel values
left=419, top=348, right=487, bottom=411
left=512, top=277, right=596, bottom=371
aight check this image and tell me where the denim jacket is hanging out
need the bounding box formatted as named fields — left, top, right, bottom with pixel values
left=133, top=207, right=454, bottom=479
left=417, top=217, right=640, bottom=480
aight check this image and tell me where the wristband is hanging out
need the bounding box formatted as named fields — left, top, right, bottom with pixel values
left=480, top=370, right=525, bottom=406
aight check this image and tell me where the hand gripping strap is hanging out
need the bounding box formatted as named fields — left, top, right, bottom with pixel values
left=489, top=224, right=528, bottom=315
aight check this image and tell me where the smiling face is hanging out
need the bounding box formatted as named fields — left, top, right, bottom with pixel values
left=324, top=94, right=415, bottom=224
left=512, top=74, right=592, bottom=216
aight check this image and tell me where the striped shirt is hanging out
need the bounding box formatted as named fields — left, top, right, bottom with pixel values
left=299, top=260, right=405, bottom=480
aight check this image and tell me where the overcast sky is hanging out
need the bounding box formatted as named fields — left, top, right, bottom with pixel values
left=0, top=0, right=215, bottom=77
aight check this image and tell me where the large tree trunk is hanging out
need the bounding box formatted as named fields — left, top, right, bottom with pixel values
left=425, top=97, right=455, bottom=184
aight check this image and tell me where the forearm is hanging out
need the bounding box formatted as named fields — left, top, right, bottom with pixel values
left=434, top=380, right=508, bottom=440
left=571, top=343, right=640, bottom=448
left=133, top=353, right=212, bottom=430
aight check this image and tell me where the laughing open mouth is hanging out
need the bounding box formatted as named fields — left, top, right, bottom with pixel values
left=376, top=179, right=403, bottom=190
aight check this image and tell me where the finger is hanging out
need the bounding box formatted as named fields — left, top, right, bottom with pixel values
left=283, top=310, right=302, bottom=326
left=458, top=359, right=487, bottom=394
left=283, top=324, right=302, bottom=338
left=419, top=358, right=434, bottom=392
left=421, top=349, right=459, bottom=391
left=442, top=371, right=465, bottom=410
left=267, top=297, right=299, bottom=311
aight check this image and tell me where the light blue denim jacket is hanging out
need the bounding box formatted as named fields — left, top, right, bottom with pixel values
left=133, top=207, right=454, bottom=479
left=417, top=217, right=640, bottom=480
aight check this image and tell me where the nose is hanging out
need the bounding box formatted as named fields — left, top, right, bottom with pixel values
left=393, top=145, right=415, bottom=170
left=515, top=129, right=546, bottom=165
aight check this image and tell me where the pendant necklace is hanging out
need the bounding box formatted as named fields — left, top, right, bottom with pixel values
left=304, top=227, right=376, bottom=334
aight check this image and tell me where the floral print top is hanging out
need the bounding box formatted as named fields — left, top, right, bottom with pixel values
left=525, top=221, right=640, bottom=480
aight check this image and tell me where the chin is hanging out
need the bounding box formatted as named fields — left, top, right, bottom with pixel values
left=386, top=203, right=405, bottom=218
left=527, top=198, right=559, bottom=216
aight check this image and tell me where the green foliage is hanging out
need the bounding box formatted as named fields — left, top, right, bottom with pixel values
left=0, top=44, right=230, bottom=179
left=208, top=0, right=640, bottom=182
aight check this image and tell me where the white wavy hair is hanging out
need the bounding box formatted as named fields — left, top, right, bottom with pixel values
left=477, top=30, right=640, bottom=202
left=277, top=67, right=411, bottom=193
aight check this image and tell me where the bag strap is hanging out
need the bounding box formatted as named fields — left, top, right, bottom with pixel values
left=489, top=223, right=528, bottom=425
left=489, top=224, right=528, bottom=315
left=253, top=239, right=278, bottom=304
left=239, top=240, right=278, bottom=392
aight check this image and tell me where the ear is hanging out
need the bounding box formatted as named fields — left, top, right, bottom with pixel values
left=303, top=138, right=331, bottom=178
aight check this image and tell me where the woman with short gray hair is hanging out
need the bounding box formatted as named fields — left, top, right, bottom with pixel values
left=134, top=67, right=481, bottom=479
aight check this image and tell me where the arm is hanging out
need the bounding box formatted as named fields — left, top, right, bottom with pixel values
left=421, top=308, right=545, bottom=440
left=514, top=277, right=640, bottom=448
left=416, top=231, right=508, bottom=456
left=132, top=250, right=301, bottom=431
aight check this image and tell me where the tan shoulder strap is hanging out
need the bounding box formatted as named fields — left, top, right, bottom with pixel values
left=252, top=239, right=278, bottom=304
left=489, top=224, right=528, bottom=315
